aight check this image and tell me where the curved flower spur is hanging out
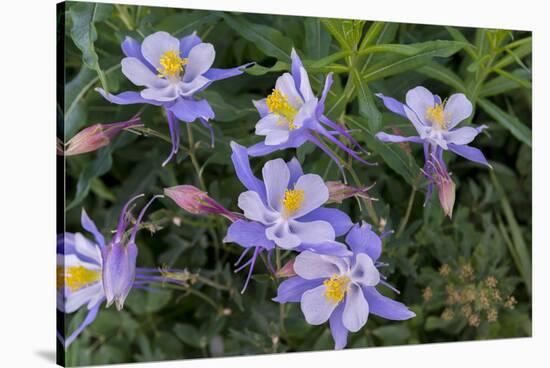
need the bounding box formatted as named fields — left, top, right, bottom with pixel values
left=96, top=31, right=252, bottom=166
left=57, top=194, right=179, bottom=347
left=375, top=86, right=490, bottom=217
left=248, top=49, right=373, bottom=175
left=273, top=222, right=415, bottom=349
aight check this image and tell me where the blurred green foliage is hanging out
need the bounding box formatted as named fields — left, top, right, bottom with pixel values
left=60, top=2, right=531, bottom=365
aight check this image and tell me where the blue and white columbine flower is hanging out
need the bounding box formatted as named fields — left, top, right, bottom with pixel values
left=274, top=222, right=415, bottom=349
left=375, top=86, right=490, bottom=215
left=248, top=49, right=371, bottom=173
left=96, top=31, right=251, bottom=165
left=224, top=142, right=353, bottom=292
left=57, top=194, right=160, bottom=347
left=375, top=86, right=489, bottom=165
left=57, top=210, right=105, bottom=348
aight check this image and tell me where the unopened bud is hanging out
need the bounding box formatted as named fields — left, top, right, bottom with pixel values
left=64, top=116, right=141, bottom=156
left=275, top=259, right=296, bottom=278
left=164, top=185, right=241, bottom=222
left=326, top=181, right=373, bottom=204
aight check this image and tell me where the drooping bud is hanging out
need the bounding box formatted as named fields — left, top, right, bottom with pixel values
left=102, top=194, right=161, bottom=311
left=423, top=154, right=455, bottom=218
left=326, top=181, right=374, bottom=204
left=64, top=116, right=141, bottom=156
left=164, top=185, right=242, bottom=222
left=438, top=176, right=456, bottom=219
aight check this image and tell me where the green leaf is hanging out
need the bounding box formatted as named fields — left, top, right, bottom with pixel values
left=200, top=90, right=257, bottom=122
left=359, top=22, right=399, bottom=72
left=478, top=98, right=532, bottom=146
left=445, top=26, right=477, bottom=59
left=90, top=177, right=116, bottom=202
left=174, top=323, right=203, bottom=348
left=304, top=18, right=331, bottom=59
left=68, top=2, right=113, bottom=91
left=352, top=69, right=382, bottom=131
left=492, top=67, right=532, bottom=89
left=222, top=13, right=293, bottom=61
left=66, top=147, right=113, bottom=211
left=155, top=11, right=220, bottom=37
left=417, top=62, right=466, bottom=92
left=491, top=171, right=532, bottom=295
left=244, top=61, right=288, bottom=76
left=480, top=69, right=531, bottom=97
left=493, top=41, right=532, bottom=70
left=372, top=325, right=411, bottom=344
left=321, top=18, right=365, bottom=51
left=345, top=115, right=421, bottom=186
left=362, top=40, right=466, bottom=82
left=125, top=289, right=172, bottom=315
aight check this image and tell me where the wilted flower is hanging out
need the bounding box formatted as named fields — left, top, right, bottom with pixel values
left=486, top=308, right=498, bottom=323
left=504, top=296, right=517, bottom=309
left=423, top=286, right=433, bottom=301
left=96, top=31, right=251, bottom=166
left=224, top=142, right=353, bottom=292
left=439, top=263, right=451, bottom=277
left=164, top=184, right=241, bottom=222
left=248, top=49, right=371, bottom=173
left=63, top=116, right=142, bottom=156
left=273, top=222, right=415, bottom=349
left=375, top=86, right=490, bottom=213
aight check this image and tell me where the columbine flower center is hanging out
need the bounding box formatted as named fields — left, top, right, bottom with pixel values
left=425, top=100, right=448, bottom=129
left=57, top=265, right=101, bottom=291
left=324, top=274, right=350, bottom=304
left=266, top=89, right=298, bottom=130
left=282, top=188, right=304, bottom=215
left=157, top=50, right=188, bottom=78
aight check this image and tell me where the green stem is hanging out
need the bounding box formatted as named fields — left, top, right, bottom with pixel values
left=196, top=274, right=229, bottom=291
left=186, top=124, right=207, bottom=191
left=127, top=126, right=190, bottom=155
left=115, top=4, right=134, bottom=30
left=184, top=287, right=219, bottom=312
left=347, top=165, right=379, bottom=225
left=396, top=187, right=416, bottom=238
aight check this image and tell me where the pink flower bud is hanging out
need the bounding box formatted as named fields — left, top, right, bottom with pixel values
left=326, top=181, right=374, bottom=204
left=64, top=116, right=141, bottom=156
left=438, top=176, right=456, bottom=219
left=423, top=153, right=455, bottom=218
left=275, top=259, right=296, bottom=278
left=164, top=185, right=241, bottom=222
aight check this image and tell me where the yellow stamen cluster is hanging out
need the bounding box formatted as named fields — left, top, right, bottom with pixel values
left=425, top=99, right=448, bottom=129
left=282, top=188, right=305, bottom=215
left=57, top=265, right=101, bottom=291
left=324, top=275, right=350, bottom=304
left=266, top=89, right=298, bottom=130
left=157, top=50, right=187, bottom=78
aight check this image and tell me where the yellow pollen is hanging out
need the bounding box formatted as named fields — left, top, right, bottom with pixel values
left=157, top=50, right=187, bottom=78
left=324, top=274, right=350, bottom=304
left=425, top=99, right=448, bottom=129
left=57, top=265, right=101, bottom=292
left=282, top=189, right=305, bottom=214
left=266, top=89, right=298, bottom=130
